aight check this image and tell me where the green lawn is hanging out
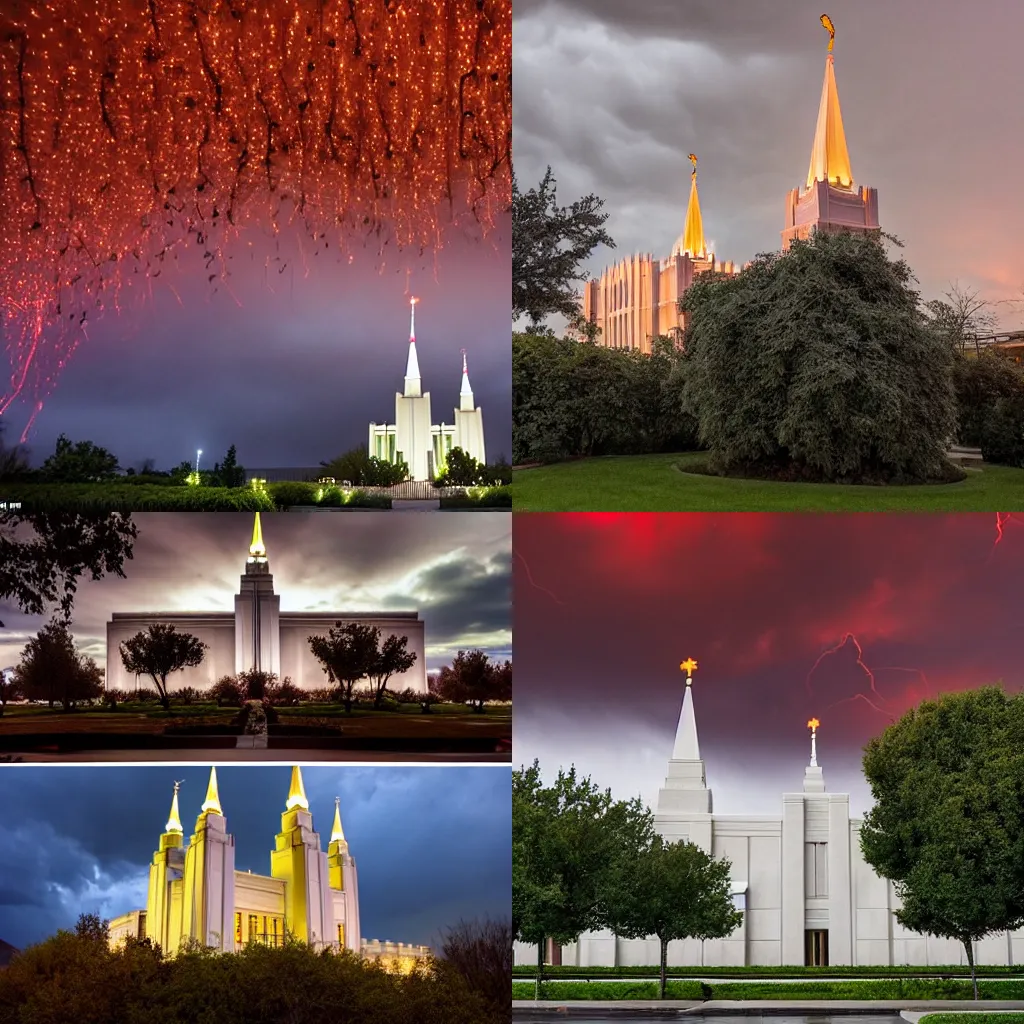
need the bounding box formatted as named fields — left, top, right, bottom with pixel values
left=514, top=452, right=1024, bottom=512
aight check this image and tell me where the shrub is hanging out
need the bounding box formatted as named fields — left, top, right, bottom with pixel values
left=101, top=689, right=130, bottom=706
left=952, top=353, right=1024, bottom=448
left=172, top=686, right=207, bottom=706
left=979, top=394, right=1024, bottom=468
left=439, top=486, right=511, bottom=508
left=124, top=687, right=160, bottom=703
left=39, top=434, right=120, bottom=483
left=436, top=447, right=486, bottom=486
left=269, top=480, right=318, bottom=508
left=320, top=446, right=409, bottom=486
left=265, top=678, right=303, bottom=706
left=682, top=231, right=957, bottom=484
left=209, top=676, right=244, bottom=707
left=306, top=686, right=339, bottom=704
left=0, top=484, right=275, bottom=511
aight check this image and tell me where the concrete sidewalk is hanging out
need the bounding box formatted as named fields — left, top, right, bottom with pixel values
left=513, top=1000, right=1024, bottom=1017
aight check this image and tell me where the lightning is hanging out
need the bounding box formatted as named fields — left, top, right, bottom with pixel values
left=805, top=633, right=894, bottom=717
left=514, top=549, right=564, bottom=606
left=992, top=512, right=1024, bottom=554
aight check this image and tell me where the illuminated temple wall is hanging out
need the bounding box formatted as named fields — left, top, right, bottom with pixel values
left=781, top=178, right=880, bottom=250
left=582, top=251, right=738, bottom=354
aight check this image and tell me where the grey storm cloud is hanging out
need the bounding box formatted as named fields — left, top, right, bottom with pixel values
left=513, top=0, right=1024, bottom=323
left=0, top=511, right=512, bottom=671
left=0, top=765, right=511, bottom=952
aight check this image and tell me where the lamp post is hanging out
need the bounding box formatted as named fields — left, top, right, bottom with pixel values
left=195, top=449, right=203, bottom=475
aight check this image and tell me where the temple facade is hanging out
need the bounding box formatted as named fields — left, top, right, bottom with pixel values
left=105, top=513, right=427, bottom=693
left=514, top=672, right=1024, bottom=968
left=368, top=298, right=486, bottom=480
left=108, top=766, right=431, bottom=970
left=580, top=18, right=880, bottom=352
left=581, top=157, right=739, bottom=353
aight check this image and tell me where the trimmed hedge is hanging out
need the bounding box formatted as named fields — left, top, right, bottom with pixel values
left=0, top=483, right=275, bottom=511
left=512, top=978, right=1024, bottom=1001
left=511, top=963, right=1023, bottom=978
left=440, top=486, right=512, bottom=508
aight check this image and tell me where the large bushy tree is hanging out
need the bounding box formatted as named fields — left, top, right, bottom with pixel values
left=512, top=168, right=614, bottom=331
left=681, top=231, right=958, bottom=483
left=860, top=686, right=1024, bottom=999
left=15, top=619, right=104, bottom=710
left=513, top=761, right=653, bottom=999
left=119, top=624, right=208, bottom=710
left=951, top=353, right=1024, bottom=465
left=39, top=434, right=120, bottom=482
left=307, top=621, right=380, bottom=713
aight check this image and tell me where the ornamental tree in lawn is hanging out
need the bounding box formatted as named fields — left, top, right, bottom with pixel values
left=605, top=837, right=743, bottom=999
left=681, top=231, right=957, bottom=483
left=119, top=624, right=208, bottom=711
left=860, top=686, right=1024, bottom=999
left=512, top=761, right=653, bottom=1000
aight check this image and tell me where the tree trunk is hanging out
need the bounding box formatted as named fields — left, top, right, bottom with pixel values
left=536, top=938, right=544, bottom=1001
left=157, top=676, right=170, bottom=711
left=659, top=936, right=668, bottom=1000
left=964, top=936, right=978, bottom=1000
left=343, top=683, right=352, bottom=714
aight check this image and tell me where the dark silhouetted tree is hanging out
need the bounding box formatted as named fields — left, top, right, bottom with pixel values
left=119, top=624, right=208, bottom=711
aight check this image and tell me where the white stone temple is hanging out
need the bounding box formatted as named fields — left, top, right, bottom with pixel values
left=105, top=513, right=427, bottom=693
left=108, top=766, right=431, bottom=969
left=515, top=661, right=1024, bottom=968
left=367, top=297, right=486, bottom=480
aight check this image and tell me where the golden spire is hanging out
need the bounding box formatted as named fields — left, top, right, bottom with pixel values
left=805, top=15, right=853, bottom=190
left=201, top=766, right=223, bottom=816
left=286, top=765, right=310, bottom=811
left=249, top=512, right=266, bottom=560
left=330, top=797, right=346, bottom=843
left=682, top=153, right=707, bottom=258
left=679, top=657, right=699, bottom=685
left=165, top=780, right=184, bottom=833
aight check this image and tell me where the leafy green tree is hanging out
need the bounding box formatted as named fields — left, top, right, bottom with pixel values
left=366, top=631, right=417, bottom=709
left=682, top=231, right=958, bottom=483
left=14, top=619, right=104, bottom=710
left=979, top=393, right=1024, bottom=468
left=436, top=650, right=504, bottom=712
left=860, top=686, right=1024, bottom=999
left=39, top=433, right=120, bottom=482
left=513, top=761, right=654, bottom=999
left=436, top=447, right=484, bottom=486
left=512, top=168, right=614, bottom=331
left=320, top=446, right=409, bottom=486
left=0, top=512, right=137, bottom=623
left=308, top=621, right=380, bottom=712
left=119, top=623, right=208, bottom=710
left=952, top=352, right=1024, bottom=449
left=606, top=837, right=743, bottom=998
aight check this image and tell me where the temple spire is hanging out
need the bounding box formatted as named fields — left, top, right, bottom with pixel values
left=286, top=765, right=309, bottom=811
left=671, top=658, right=701, bottom=760
left=806, top=15, right=853, bottom=190
left=330, top=797, right=347, bottom=844
left=248, top=512, right=266, bottom=562
left=165, top=780, right=183, bottom=834
left=459, top=349, right=474, bottom=410
left=682, top=154, right=707, bottom=258
left=803, top=717, right=826, bottom=792
left=201, top=766, right=222, bottom=816
left=404, top=296, right=422, bottom=398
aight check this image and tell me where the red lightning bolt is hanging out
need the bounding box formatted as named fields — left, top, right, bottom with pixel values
left=806, top=633, right=894, bottom=717
left=514, top=549, right=564, bottom=606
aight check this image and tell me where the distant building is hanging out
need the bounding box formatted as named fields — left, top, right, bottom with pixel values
left=580, top=23, right=880, bottom=354
left=109, top=765, right=431, bottom=971
left=368, top=298, right=486, bottom=480
left=105, top=513, right=426, bottom=694
left=515, top=668, right=1020, bottom=968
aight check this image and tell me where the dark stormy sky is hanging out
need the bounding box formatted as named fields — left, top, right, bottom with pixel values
left=6, top=215, right=512, bottom=469
left=514, top=512, right=1024, bottom=818
left=0, top=511, right=512, bottom=674
left=513, top=0, right=1024, bottom=329
left=0, top=764, right=510, bottom=952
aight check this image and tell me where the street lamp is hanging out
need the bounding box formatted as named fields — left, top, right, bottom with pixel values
left=195, top=449, right=203, bottom=474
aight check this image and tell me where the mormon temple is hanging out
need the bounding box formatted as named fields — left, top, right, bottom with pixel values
left=368, top=297, right=487, bottom=480
left=515, top=664, right=1024, bottom=968
left=105, top=513, right=427, bottom=693
left=582, top=15, right=880, bottom=353
left=108, top=766, right=431, bottom=969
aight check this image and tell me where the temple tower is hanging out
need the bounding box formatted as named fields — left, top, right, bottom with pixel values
left=146, top=780, right=187, bottom=953
left=327, top=796, right=362, bottom=952
left=653, top=658, right=714, bottom=852
left=234, top=512, right=281, bottom=676
left=391, top=297, right=434, bottom=480
left=270, top=766, right=335, bottom=948
left=180, top=768, right=237, bottom=951
left=781, top=16, right=879, bottom=250
left=452, top=351, right=487, bottom=466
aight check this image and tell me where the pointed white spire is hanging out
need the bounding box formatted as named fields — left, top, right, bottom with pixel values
left=671, top=658, right=701, bottom=760
left=806, top=16, right=853, bottom=190
left=803, top=717, right=826, bottom=792
left=286, top=765, right=310, bottom=811
left=459, top=349, right=475, bottom=411
left=201, top=766, right=223, bottom=816
left=248, top=512, right=266, bottom=562
left=330, top=797, right=347, bottom=845
left=404, top=296, right=422, bottom=398
left=165, top=780, right=183, bottom=834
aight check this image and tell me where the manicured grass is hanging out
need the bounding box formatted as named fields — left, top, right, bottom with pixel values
left=923, top=1016, right=1024, bottom=1024
left=512, top=963, right=1022, bottom=978
left=512, top=978, right=1024, bottom=1001
left=513, top=452, right=1024, bottom=512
